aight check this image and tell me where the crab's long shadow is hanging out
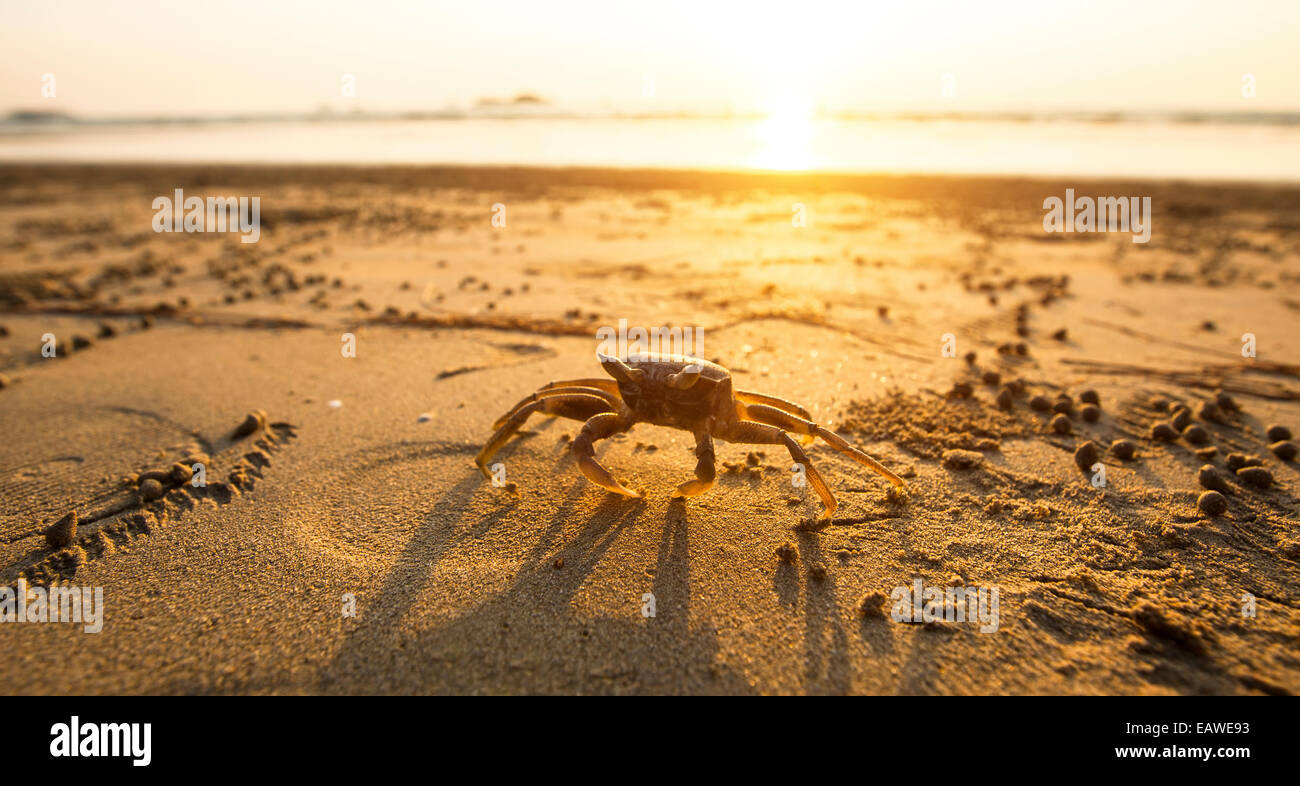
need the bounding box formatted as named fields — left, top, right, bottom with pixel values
left=794, top=532, right=854, bottom=695
left=771, top=528, right=859, bottom=694
left=321, top=469, right=754, bottom=693
left=320, top=471, right=499, bottom=688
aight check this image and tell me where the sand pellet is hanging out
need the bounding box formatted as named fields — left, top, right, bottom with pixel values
left=1197, top=490, right=1228, bottom=516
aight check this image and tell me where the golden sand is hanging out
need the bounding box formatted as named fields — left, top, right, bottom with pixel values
left=1, top=164, right=1297, bottom=694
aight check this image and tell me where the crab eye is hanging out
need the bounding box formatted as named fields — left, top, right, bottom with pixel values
left=667, top=364, right=702, bottom=390
left=599, top=355, right=646, bottom=385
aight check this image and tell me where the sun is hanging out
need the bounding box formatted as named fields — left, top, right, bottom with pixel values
left=752, top=92, right=816, bottom=171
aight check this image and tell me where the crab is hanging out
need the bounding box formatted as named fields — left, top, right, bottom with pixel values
left=475, top=353, right=906, bottom=520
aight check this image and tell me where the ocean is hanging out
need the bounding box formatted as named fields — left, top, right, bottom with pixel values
left=2, top=114, right=1297, bottom=182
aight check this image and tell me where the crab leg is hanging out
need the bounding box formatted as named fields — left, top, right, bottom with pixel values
left=538, top=378, right=621, bottom=395
left=740, top=404, right=906, bottom=489
left=719, top=421, right=837, bottom=519
left=492, top=385, right=623, bottom=429
left=735, top=392, right=815, bottom=444
left=572, top=412, right=641, bottom=498
left=735, top=390, right=814, bottom=422
left=672, top=432, right=716, bottom=498
left=476, top=393, right=615, bottom=481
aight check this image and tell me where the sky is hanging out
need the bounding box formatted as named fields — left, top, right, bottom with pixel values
left=2, top=0, right=1298, bottom=117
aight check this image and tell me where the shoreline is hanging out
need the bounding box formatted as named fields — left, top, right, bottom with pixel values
left=7, top=161, right=1300, bottom=196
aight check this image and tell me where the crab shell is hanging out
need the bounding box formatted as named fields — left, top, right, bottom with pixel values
left=598, top=353, right=735, bottom=432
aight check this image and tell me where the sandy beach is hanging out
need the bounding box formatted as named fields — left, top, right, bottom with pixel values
left=1, top=162, right=1298, bottom=695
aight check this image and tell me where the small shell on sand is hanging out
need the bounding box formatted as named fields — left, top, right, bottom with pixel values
left=1073, top=441, right=1100, bottom=472
left=1197, top=490, right=1228, bottom=516
left=233, top=409, right=268, bottom=438
left=45, top=511, right=78, bottom=548
left=1270, top=440, right=1298, bottom=461
left=139, top=478, right=165, bottom=501
left=416, top=413, right=433, bottom=423
left=1151, top=422, right=1178, bottom=441
left=1029, top=395, right=1051, bottom=412
left=1225, top=452, right=1263, bottom=472
left=1079, top=389, right=1100, bottom=405
left=1170, top=407, right=1193, bottom=431
left=942, top=449, right=983, bottom=469
left=1214, top=391, right=1239, bottom=412
left=327, top=400, right=343, bottom=408
left=1198, top=464, right=1228, bottom=493
left=1236, top=466, right=1273, bottom=489
left=1111, top=439, right=1137, bottom=460
left=1050, top=413, right=1072, bottom=434
left=1181, top=424, right=1208, bottom=444
left=1080, top=404, right=1100, bottom=423
left=1195, top=401, right=1219, bottom=422
left=995, top=387, right=1014, bottom=409
left=1265, top=424, right=1293, bottom=442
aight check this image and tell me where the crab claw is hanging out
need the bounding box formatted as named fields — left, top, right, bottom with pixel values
left=666, top=364, right=703, bottom=390
left=598, top=354, right=646, bottom=385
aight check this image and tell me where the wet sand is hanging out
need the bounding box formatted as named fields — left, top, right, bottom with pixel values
left=1, top=163, right=1298, bottom=694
